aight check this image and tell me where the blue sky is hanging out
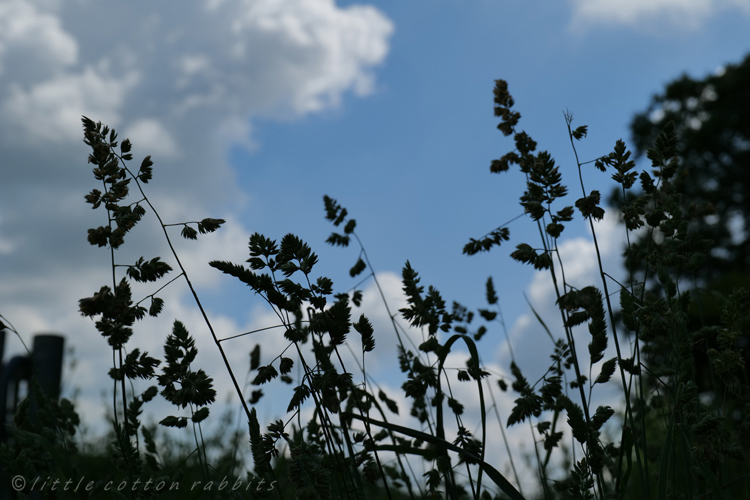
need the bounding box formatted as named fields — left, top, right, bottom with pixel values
left=1, top=0, right=749, bottom=493
left=213, top=0, right=750, bottom=319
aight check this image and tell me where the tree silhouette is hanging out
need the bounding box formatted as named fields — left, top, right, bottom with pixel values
left=614, top=53, right=750, bottom=436
left=625, top=52, right=750, bottom=287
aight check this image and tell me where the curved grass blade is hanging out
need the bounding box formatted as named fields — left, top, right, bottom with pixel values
left=437, top=334, right=488, bottom=498
left=344, top=412, right=526, bottom=500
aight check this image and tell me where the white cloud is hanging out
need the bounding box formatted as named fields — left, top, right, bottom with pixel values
left=0, top=0, right=393, bottom=149
left=569, top=0, right=750, bottom=30
left=0, top=0, right=400, bottom=483
left=123, top=118, right=179, bottom=159
left=0, top=0, right=77, bottom=77
left=213, top=114, right=259, bottom=153
left=0, top=0, right=394, bottom=371
left=175, top=0, right=394, bottom=117
left=3, top=66, right=140, bottom=144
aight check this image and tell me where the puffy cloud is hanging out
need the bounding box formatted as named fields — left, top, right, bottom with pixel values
left=0, top=0, right=394, bottom=450
left=3, top=66, right=140, bottom=144
left=0, top=0, right=393, bottom=315
left=123, top=118, right=179, bottom=159
left=224, top=0, right=393, bottom=113
left=161, top=0, right=394, bottom=120
left=0, top=0, right=393, bottom=148
left=569, top=0, right=750, bottom=30
left=0, top=0, right=77, bottom=77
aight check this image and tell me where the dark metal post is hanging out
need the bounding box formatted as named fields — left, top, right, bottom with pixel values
left=0, top=332, right=65, bottom=500
left=30, top=334, right=65, bottom=402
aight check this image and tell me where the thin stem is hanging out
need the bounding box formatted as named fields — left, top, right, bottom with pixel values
left=565, top=114, right=650, bottom=498
left=134, top=272, right=184, bottom=306
left=484, top=378, right=524, bottom=496
left=117, top=156, right=252, bottom=424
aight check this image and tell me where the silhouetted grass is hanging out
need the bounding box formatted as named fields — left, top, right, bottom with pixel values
left=1, top=78, right=749, bottom=500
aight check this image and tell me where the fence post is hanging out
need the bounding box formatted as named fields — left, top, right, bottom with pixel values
left=30, top=334, right=65, bottom=401
left=0, top=332, right=65, bottom=500
left=0, top=328, right=4, bottom=369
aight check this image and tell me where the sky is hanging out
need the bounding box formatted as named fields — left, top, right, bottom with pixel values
left=1, top=0, right=749, bottom=495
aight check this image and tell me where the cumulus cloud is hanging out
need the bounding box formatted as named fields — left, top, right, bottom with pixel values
left=222, top=0, right=393, bottom=114
left=0, top=0, right=393, bottom=305
left=4, top=66, right=140, bottom=144
left=0, top=0, right=77, bottom=77
left=569, top=0, right=750, bottom=31
left=122, top=118, right=179, bottom=160
left=0, top=0, right=394, bottom=447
